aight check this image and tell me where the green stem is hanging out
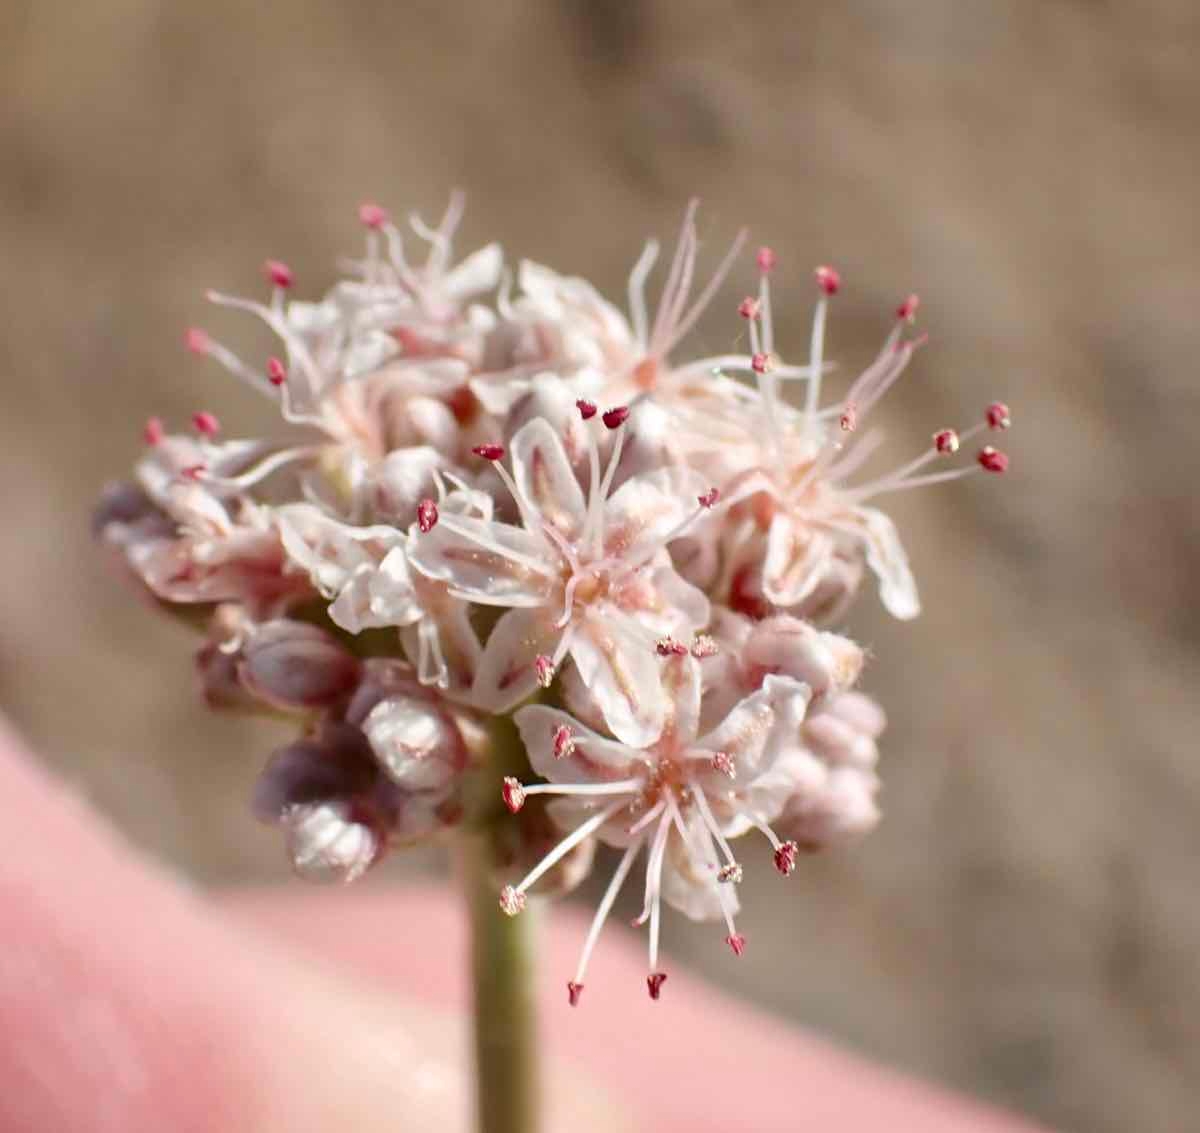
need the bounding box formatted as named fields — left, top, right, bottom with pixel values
left=463, top=829, right=541, bottom=1133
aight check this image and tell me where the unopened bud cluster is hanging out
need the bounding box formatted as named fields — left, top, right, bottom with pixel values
left=95, top=195, right=1010, bottom=1000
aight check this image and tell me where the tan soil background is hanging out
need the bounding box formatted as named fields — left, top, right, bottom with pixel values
left=2, top=2, right=1198, bottom=1130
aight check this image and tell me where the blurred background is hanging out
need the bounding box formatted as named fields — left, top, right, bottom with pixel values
left=2, top=2, right=1198, bottom=1130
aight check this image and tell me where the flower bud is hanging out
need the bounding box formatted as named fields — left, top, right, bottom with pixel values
left=238, top=620, right=362, bottom=711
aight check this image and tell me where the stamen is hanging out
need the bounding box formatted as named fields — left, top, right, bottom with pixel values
left=840, top=403, right=858, bottom=432
left=553, top=724, right=575, bottom=760
left=710, top=751, right=736, bottom=779
left=717, top=863, right=743, bottom=884
left=896, top=293, right=920, bottom=322
left=689, top=784, right=741, bottom=876
left=472, top=443, right=506, bottom=461
left=726, top=933, right=747, bottom=957
left=627, top=239, right=660, bottom=348
left=646, top=972, right=668, bottom=1000
left=143, top=417, right=165, bottom=446
left=185, top=327, right=210, bottom=355
left=513, top=801, right=625, bottom=898
left=986, top=402, right=1012, bottom=430
left=417, top=499, right=439, bottom=532
left=192, top=411, right=220, bottom=437
left=521, top=779, right=643, bottom=800
left=533, top=654, right=555, bottom=688
left=499, top=885, right=526, bottom=916
left=977, top=446, right=1009, bottom=473
left=690, top=634, right=719, bottom=659
left=358, top=202, right=389, bottom=229
left=571, top=838, right=642, bottom=996
left=267, top=357, right=287, bottom=386
left=601, top=405, right=630, bottom=430
left=264, top=260, right=294, bottom=290
left=575, top=399, right=597, bottom=420
left=181, top=464, right=207, bottom=481
left=773, top=840, right=799, bottom=876
left=501, top=777, right=525, bottom=814
left=815, top=265, right=841, bottom=295
left=756, top=247, right=777, bottom=273
left=751, top=353, right=772, bottom=375
left=934, top=428, right=960, bottom=455
left=738, top=296, right=761, bottom=320
left=656, top=637, right=688, bottom=657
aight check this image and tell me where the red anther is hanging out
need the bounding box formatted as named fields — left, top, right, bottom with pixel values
left=773, top=840, right=799, bottom=876
left=416, top=498, right=439, bottom=533
left=738, top=296, right=761, bottom=320
left=498, top=886, right=526, bottom=917
left=697, top=487, right=720, bottom=509
left=986, top=401, right=1012, bottom=430
left=575, top=398, right=597, bottom=420
left=143, top=416, right=165, bottom=446
left=602, top=405, right=630, bottom=430
left=181, top=464, right=207, bottom=481
left=358, top=201, right=389, bottom=229
left=934, top=428, right=960, bottom=455
left=472, top=443, right=506, bottom=461
left=711, top=751, right=736, bottom=779
left=646, top=972, right=668, bottom=1000
left=839, top=404, right=858, bottom=432
left=751, top=352, right=772, bottom=375
left=896, top=293, right=920, bottom=322
left=552, top=724, right=575, bottom=761
left=815, top=265, right=841, bottom=295
left=567, top=981, right=584, bottom=1007
left=184, top=327, right=210, bottom=355
left=977, top=446, right=1009, bottom=474
left=501, top=777, right=525, bottom=814
left=267, top=356, right=287, bottom=386
left=726, top=933, right=746, bottom=957
left=192, top=411, right=220, bottom=437
left=717, top=862, right=743, bottom=884
left=689, top=634, right=719, bottom=659
left=534, top=654, right=555, bottom=688
left=756, top=247, right=777, bottom=273
left=264, top=260, right=294, bottom=289
left=655, top=637, right=688, bottom=657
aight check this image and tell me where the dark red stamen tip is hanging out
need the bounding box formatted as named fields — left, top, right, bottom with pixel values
left=264, top=260, right=294, bottom=289
left=567, top=981, right=584, bottom=1007
left=737, top=296, right=761, bottom=320
left=815, top=265, right=841, bottom=295
left=602, top=405, right=630, bottom=430
left=646, top=972, right=668, bottom=1000
left=697, top=487, right=720, bottom=509
left=358, top=202, right=389, bottom=229
left=143, top=417, right=165, bottom=446
left=184, top=327, right=210, bottom=355
left=417, top=498, right=439, bottom=533
left=181, top=463, right=207, bottom=481
left=977, top=446, right=1009, bottom=474
left=472, top=443, right=506, bottom=461
left=896, top=293, right=920, bottom=321
left=501, top=777, right=525, bottom=814
left=726, top=934, right=746, bottom=957
left=552, top=724, right=575, bottom=760
left=933, top=428, right=959, bottom=455
left=756, top=247, right=777, bottom=273
left=192, top=411, right=220, bottom=438
left=267, top=356, right=287, bottom=386
left=774, top=841, right=799, bottom=876
left=839, top=404, right=858, bottom=432
left=576, top=398, right=598, bottom=420
left=986, top=401, right=1012, bottom=430
left=533, top=654, right=555, bottom=688
left=656, top=637, right=688, bottom=657
left=751, top=353, right=771, bottom=375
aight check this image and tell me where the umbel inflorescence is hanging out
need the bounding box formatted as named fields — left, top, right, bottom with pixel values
left=95, top=195, right=1010, bottom=1005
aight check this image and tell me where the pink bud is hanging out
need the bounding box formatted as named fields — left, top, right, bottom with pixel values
left=501, top=777, right=525, bottom=814
left=567, top=981, right=584, bottom=1007
left=977, top=446, right=1009, bottom=474
left=358, top=201, right=389, bottom=229
left=239, top=620, right=362, bottom=711
left=814, top=265, right=841, bottom=295
left=185, top=327, right=211, bottom=355
left=646, top=972, right=668, bottom=1000
left=267, top=356, right=287, bottom=386
left=417, top=498, right=439, bottom=533
left=264, top=259, right=294, bottom=289
left=602, top=405, right=630, bottom=430
left=756, top=247, right=777, bottom=273
left=472, top=443, right=506, bottom=461
left=738, top=296, right=761, bottom=320
left=192, top=410, right=220, bottom=437
left=986, top=401, right=1012, bottom=430
left=933, top=428, right=960, bottom=455
left=143, top=416, right=165, bottom=446
left=896, top=293, right=920, bottom=321
left=576, top=399, right=598, bottom=420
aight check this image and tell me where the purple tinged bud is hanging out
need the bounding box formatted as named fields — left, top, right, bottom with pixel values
left=238, top=620, right=362, bottom=711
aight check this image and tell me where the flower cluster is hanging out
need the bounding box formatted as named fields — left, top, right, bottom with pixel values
left=95, top=195, right=1010, bottom=1004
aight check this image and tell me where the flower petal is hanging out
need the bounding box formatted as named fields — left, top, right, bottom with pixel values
left=855, top=506, right=920, bottom=620
left=693, top=674, right=812, bottom=785
left=514, top=704, right=643, bottom=783
left=602, top=465, right=708, bottom=565
left=509, top=417, right=587, bottom=541
left=472, top=607, right=564, bottom=712
left=762, top=512, right=833, bottom=608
